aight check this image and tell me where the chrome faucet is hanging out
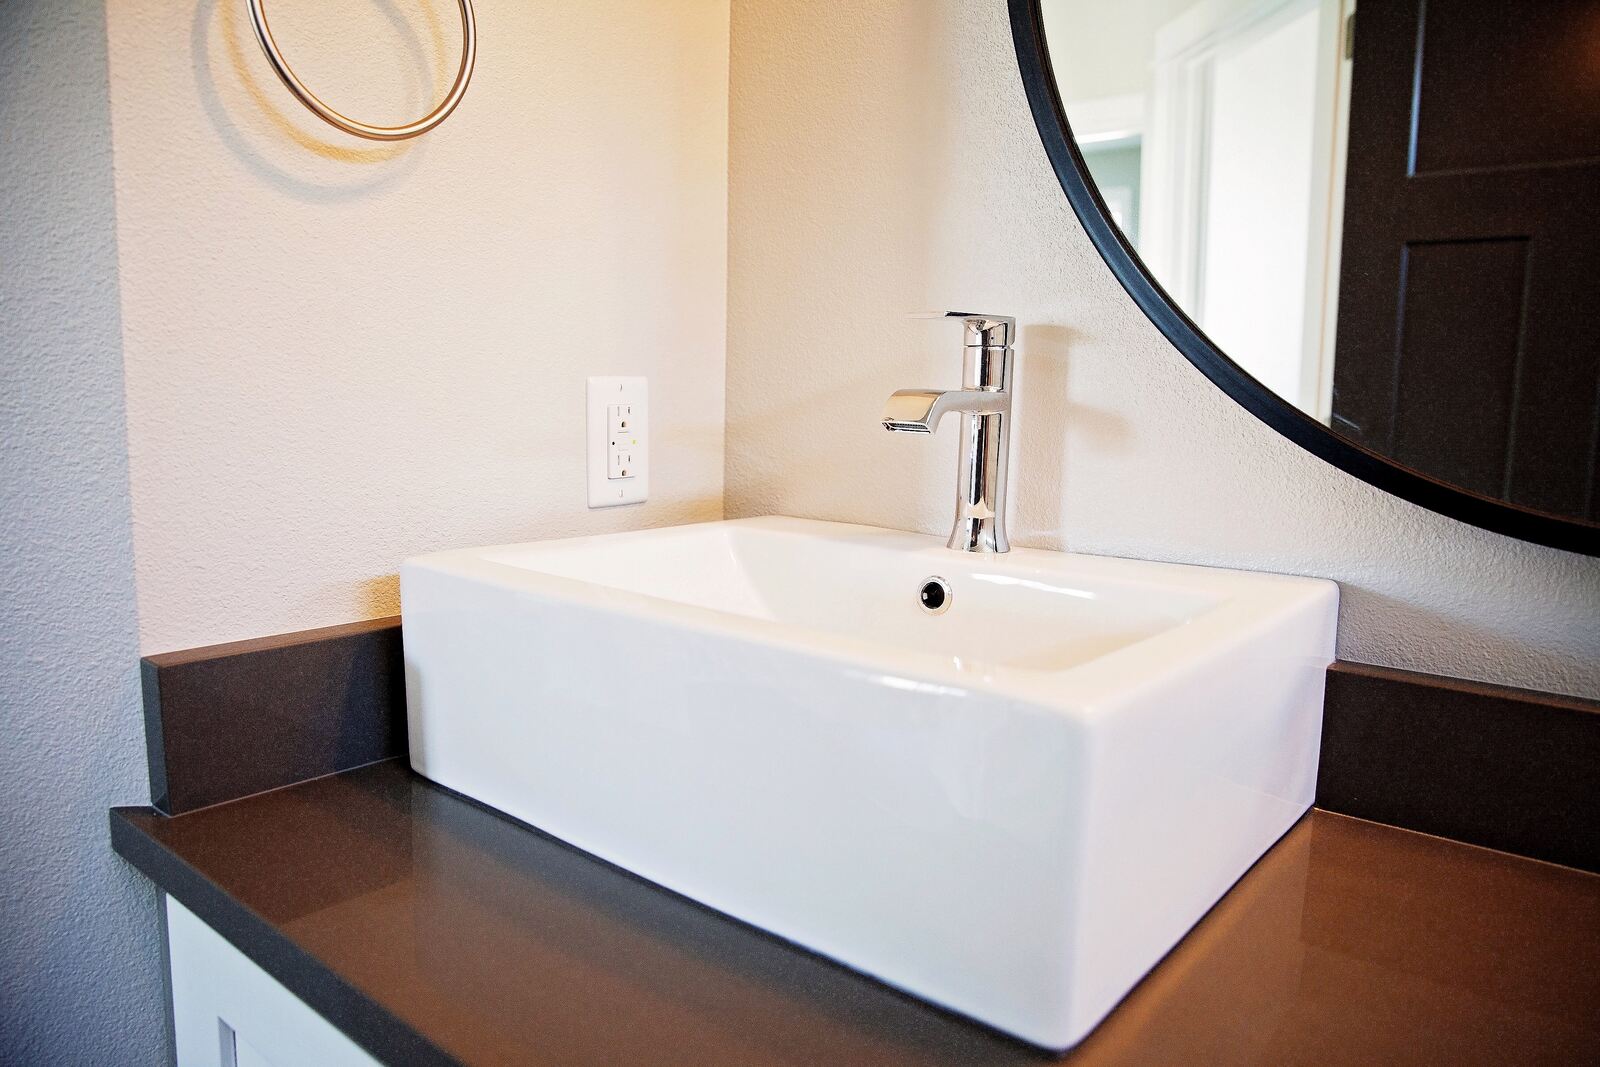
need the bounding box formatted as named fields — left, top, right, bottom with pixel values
left=882, top=312, right=1015, bottom=553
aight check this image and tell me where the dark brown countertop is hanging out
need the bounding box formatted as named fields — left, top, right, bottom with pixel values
left=111, top=759, right=1600, bottom=1066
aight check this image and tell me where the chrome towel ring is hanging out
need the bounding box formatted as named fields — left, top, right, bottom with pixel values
left=246, top=0, right=477, bottom=141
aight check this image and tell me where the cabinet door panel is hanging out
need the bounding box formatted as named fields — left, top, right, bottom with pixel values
left=166, top=897, right=382, bottom=1067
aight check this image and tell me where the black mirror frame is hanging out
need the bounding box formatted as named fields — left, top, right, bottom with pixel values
left=1007, top=0, right=1598, bottom=557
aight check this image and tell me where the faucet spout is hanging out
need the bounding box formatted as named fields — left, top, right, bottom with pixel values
left=882, top=389, right=1008, bottom=433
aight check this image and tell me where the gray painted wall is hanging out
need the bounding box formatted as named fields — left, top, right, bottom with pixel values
left=0, top=1, right=168, bottom=1061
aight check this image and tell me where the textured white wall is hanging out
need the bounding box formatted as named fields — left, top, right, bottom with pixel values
left=105, top=0, right=731, bottom=654
left=725, top=1, right=1600, bottom=699
left=0, top=2, right=167, bottom=1063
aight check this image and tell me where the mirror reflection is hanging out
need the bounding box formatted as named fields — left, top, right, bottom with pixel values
left=1044, top=0, right=1600, bottom=523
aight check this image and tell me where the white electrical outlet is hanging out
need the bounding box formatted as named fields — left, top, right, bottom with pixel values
left=587, top=377, right=648, bottom=507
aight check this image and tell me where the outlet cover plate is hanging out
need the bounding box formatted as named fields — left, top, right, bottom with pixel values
left=587, top=377, right=648, bottom=508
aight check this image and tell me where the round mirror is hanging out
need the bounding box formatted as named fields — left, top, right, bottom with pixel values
left=1011, top=0, right=1600, bottom=555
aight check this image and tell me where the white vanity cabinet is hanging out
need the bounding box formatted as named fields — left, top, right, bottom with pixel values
left=166, top=898, right=380, bottom=1067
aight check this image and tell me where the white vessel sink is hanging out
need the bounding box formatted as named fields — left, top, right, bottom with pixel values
left=401, top=517, right=1337, bottom=1049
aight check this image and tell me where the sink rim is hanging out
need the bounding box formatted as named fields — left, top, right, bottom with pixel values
left=401, top=516, right=1338, bottom=717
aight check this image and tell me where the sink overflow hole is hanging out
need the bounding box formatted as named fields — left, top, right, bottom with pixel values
left=919, top=576, right=952, bottom=615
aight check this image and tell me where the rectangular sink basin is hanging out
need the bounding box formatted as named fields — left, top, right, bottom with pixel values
left=401, top=517, right=1337, bottom=1049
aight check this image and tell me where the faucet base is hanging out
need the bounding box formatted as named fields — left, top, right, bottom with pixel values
left=945, top=403, right=1011, bottom=553
left=947, top=517, right=1009, bottom=554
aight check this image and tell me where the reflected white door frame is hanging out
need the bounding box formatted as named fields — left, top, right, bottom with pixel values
left=1142, top=0, right=1350, bottom=419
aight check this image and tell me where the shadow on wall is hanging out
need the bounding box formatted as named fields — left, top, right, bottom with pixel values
left=189, top=0, right=458, bottom=200
left=353, top=573, right=401, bottom=619
left=1012, top=323, right=1130, bottom=546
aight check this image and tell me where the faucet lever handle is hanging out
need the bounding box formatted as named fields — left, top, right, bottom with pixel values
left=910, top=311, right=1015, bottom=349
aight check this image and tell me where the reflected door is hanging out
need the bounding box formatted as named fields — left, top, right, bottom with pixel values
left=1332, top=0, right=1600, bottom=519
